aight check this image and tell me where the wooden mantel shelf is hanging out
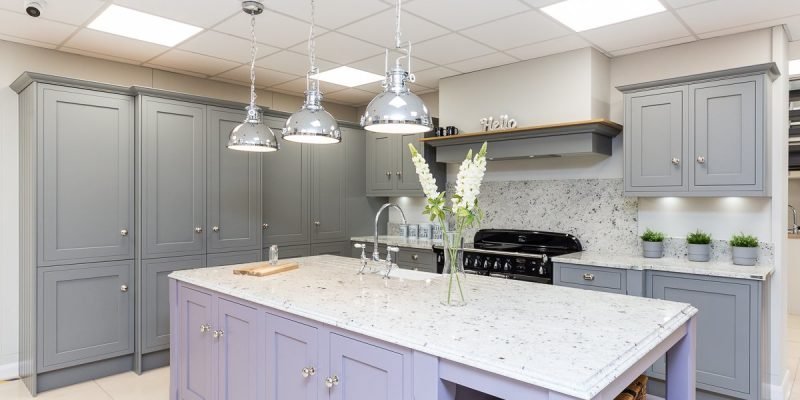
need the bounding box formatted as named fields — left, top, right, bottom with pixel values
left=419, top=119, right=623, bottom=163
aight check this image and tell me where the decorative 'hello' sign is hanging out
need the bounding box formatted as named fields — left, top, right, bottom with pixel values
left=479, top=115, right=517, bottom=132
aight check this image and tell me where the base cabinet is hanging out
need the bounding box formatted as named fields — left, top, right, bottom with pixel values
left=329, top=334, right=406, bottom=400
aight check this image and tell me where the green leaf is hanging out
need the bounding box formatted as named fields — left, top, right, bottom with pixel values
left=408, top=143, right=419, bottom=158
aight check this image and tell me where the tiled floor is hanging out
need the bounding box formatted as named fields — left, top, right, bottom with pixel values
left=1, top=317, right=799, bottom=399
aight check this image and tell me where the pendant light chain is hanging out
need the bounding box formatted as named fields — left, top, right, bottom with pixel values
left=394, top=0, right=402, bottom=48
left=309, top=0, right=316, bottom=72
left=248, top=13, right=258, bottom=114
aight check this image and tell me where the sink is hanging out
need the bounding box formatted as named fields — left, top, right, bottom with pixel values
left=380, top=268, right=440, bottom=282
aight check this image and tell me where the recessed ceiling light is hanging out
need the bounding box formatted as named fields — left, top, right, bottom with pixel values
left=790, top=60, right=800, bottom=76
left=88, top=5, right=202, bottom=47
left=311, top=66, right=384, bottom=88
left=541, top=0, right=666, bottom=32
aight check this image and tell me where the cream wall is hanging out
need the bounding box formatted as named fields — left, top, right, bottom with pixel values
left=0, top=39, right=360, bottom=379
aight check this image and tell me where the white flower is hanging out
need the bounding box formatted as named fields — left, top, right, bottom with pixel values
left=411, top=151, right=440, bottom=199
left=452, top=148, right=487, bottom=212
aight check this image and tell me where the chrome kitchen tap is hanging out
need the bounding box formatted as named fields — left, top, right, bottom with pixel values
left=373, top=203, right=407, bottom=261
left=790, top=205, right=799, bottom=234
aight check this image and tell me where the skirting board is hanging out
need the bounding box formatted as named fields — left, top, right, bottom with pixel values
left=0, top=361, right=19, bottom=381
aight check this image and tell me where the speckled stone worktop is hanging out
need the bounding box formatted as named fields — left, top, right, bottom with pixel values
left=553, top=251, right=774, bottom=281
left=350, top=235, right=442, bottom=250
left=171, top=255, right=697, bottom=399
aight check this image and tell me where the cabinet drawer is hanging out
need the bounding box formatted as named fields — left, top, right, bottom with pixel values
left=555, top=263, right=625, bottom=294
left=397, top=248, right=435, bottom=268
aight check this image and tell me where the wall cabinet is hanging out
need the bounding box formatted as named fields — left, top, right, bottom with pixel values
left=620, top=64, right=775, bottom=197
left=365, top=132, right=445, bottom=197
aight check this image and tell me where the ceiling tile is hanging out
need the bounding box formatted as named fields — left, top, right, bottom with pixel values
left=264, top=0, right=390, bottom=29
left=505, top=34, right=589, bottom=60
left=448, top=52, right=520, bottom=73
left=412, top=33, right=494, bottom=64
left=59, top=46, right=144, bottom=64
left=0, top=9, right=77, bottom=45
left=216, top=65, right=299, bottom=88
left=338, top=8, right=449, bottom=49
left=214, top=11, right=323, bottom=49
left=581, top=12, right=689, bottom=52
left=461, top=10, right=570, bottom=50
left=609, top=36, right=696, bottom=56
left=411, top=66, right=460, bottom=88
left=787, top=17, right=800, bottom=42
left=676, top=0, right=800, bottom=34
left=147, top=49, right=240, bottom=76
left=141, top=63, right=208, bottom=78
left=695, top=14, right=800, bottom=39
left=349, top=53, right=435, bottom=75
left=324, top=88, right=378, bottom=105
left=523, top=0, right=562, bottom=7
left=269, top=77, right=348, bottom=95
left=661, top=0, right=715, bottom=9
left=0, top=33, right=58, bottom=49
left=256, top=51, right=337, bottom=76
left=111, top=0, right=240, bottom=28
left=403, top=0, right=529, bottom=31
left=289, top=32, right=383, bottom=64
left=64, top=28, right=169, bottom=61
left=354, top=81, right=385, bottom=93
left=0, top=0, right=105, bottom=25
left=179, top=30, right=278, bottom=64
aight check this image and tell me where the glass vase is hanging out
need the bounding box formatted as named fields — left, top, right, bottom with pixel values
left=441, top=231, right=467, bottom=307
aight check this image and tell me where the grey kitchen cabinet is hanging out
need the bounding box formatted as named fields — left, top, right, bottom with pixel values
left=366, top=132, right=395, bottom=193
left=396, top=248, right=436, bottom=273
left=141, top=96, right=207, bottom=258
left=39, top=85, right=134, bottom=266
left=207, top=107, right=262, bottom=253
left=345, top=128, right=387, bottom=238
left=266, top=244, right=311, bottom=260
left=311, top=138, right=348, bottom=242
left=396, top=133, right=424, bottom=191
left=141, top=255, right=205, bottom=354
left=619, top=64, right=775, bottom=197
left=646, top=272, right=765, bottom=400
left=553, top=262, right=646, bottom=297
left=310, top=241, right=351, bottom=256
left=365, top=131, right=444, bottom=197
left=38, top=261, right=134, bottom=371
left=206, top=249, right=263, bottom=267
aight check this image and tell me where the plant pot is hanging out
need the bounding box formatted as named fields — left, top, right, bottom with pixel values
left=642, top=241, right=664, bottom=258
left=732, top=246, right=758, bottom=266
left=687, top=243, right=710, bottom=262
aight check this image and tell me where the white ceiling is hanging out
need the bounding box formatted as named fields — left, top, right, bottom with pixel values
left=0, top=0, right=800, bottom=106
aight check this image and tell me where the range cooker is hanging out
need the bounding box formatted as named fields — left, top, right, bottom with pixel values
left=434, top=229, right=582, bottom=284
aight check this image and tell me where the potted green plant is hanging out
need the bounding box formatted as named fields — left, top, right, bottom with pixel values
left=641, top=228, right=665, bottom=258
left=686, top=230, right=712, bottom=262
left=730, top=233, right=759, bottom=266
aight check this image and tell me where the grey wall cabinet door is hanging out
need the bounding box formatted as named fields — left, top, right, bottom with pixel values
left=208, top=107, right=262, bottom=253
left=329, top=333, right=406, bottom=400
left=206, top=250, right=262, bottom=267
left=310, top=241, right=350, bottom=256
left=625, top=88, right=687, bottom=191
left=263, top=134, right=310, bottom=246
left=690, top=76, right=763, bottom=190
left=216, top=299, right=261, bottom=400
left=344, top=128, right=386, bottom=238
left=311, top=142, right=347, bottom=243
left=265, top=244, right=311, bottom=260
left=395, top=134, right=423, bottom=191
left=264, top=314, right=319, bottom=400
left=39, top=86, right=134, bottom=266
left=142, top=255, right=205, bottom=354
left=142, top=97, right=206, bottom=259
left=649, top=273, right=754, bottom=396
left=177, top=285, right=214, bottom=400
left=38, top=261, right=134, bottom=371
left=366, top=132, right=395, bottom=193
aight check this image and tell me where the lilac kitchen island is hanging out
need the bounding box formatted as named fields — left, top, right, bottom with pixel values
left=168, top=255, right=698, bottom=400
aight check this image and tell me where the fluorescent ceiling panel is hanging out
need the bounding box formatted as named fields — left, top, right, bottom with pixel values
left=88, top=5, right=202, bottom=47
left=791, top=60, right=800, bottom=76
left=541, top=0, right=666, bottom=32
left=311, top=66, right=384, bottom=87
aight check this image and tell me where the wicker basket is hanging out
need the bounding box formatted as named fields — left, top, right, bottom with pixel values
left=614, top=375, right=647, bottom=400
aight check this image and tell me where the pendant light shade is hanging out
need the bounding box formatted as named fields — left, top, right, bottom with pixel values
left=282, top=0, right=341, bottom=144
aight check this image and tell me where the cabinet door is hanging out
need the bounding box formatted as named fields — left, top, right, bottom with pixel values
left=312, top=143, right=347, bottom=242
left=217, top=299, right=261, bottom=400
left=206, top=249, right=262, bottom=267
left=208, top=107, right=262, bottom=253
left=178, top=285, right=214, bottom=400
left=265, top=314, right=318, bottom=400
left=142, top=255, right=205, bottom=353
left=263, top=125, right=311, bottom=246
left=39, top=261, right=134, bottom=371
left=626, top=88, right=687, bottom=190
left=310, top=241, right=350, bottom=256
left=40, top=86, right=134, bottom=266
left=142, top=97, right=206, bottom=258
left=265, top=244, right=311, bottom=260
left=691, top=76, right=762, bottom=189
left=329, top=334, right=406, bottom=400
left=649, top=274, right=752, bottom=395
left=395, top=134, right=424, bottom=191
left=366, top=132, right=395, bottom=193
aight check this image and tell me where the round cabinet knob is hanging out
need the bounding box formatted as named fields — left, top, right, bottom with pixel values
left=671, top=158, right=680, bottom=165
left=696, top=156, right=706, bottom=164
left=212, top=330, right=224, bottom=339
left=212, top=226, right=220, bottom=232
left=396, top=171, right=402, bottom=177
left=314, top=221, right=321, bottom=226
left=302, top=367, right=316, bottom=378
left=325, top=375, right=340, bottom=388
left=262, top=223, right=269, bottom=230
left=411, top=254, right=419, bottom=260
left=386, top=171, right=392, bottom=178
left=120, top=284, right=128, bottom=292
left=200, top=324, right=211, bottom=333
left=120, top=229, right=129, bottom=236
left=195, top=227, right=203, bottom=233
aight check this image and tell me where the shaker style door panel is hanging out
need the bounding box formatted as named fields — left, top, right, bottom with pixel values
left=329, top=334, right=406, bottom=400
left=264, top=314, right=319, bottom=400
left=141, top=97, right=206, bottom=259
left=311, top=143, right=347, bottom=243
left=366, top=133, right=395, bottom=193
left=39, top=261, right=134, bottom=371
left=691, top=77, right=762, bottom=189
left=142, top=255, right=205, bottom=354
left=396, top=133, right=424, bottom=191
left=263, top=126, right=311, bottom=246
left=39, top=86, right=134, bottom=265
left=649, top=274, right=752, bottom=395
left=208, top=107, right=262, bottom=253
left=626, top=88, right=687, bottom=190
left=178, top=285, right=214, bottom=400
left=217, top=299, right=261, bottom=400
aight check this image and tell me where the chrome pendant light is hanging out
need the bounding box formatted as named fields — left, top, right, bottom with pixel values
left=282, top=0, right=341, bottom=144
left=361, top=0, right=432, bottom=134
left=228, top=0, right=279, bottom=153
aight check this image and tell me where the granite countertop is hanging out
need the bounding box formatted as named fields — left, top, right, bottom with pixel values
left=552, top=251, right=774, bottom=281
left=171, top=255, right=697, bottom=400
left=350, top=235, right=442, bottom=250
left=789, top=233, right=800, bottom=240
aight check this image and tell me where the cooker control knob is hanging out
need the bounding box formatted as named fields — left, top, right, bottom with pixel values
left=484, top=259, right=491, bottom=270
left=538, top=265, right=545, bottom=275
left=504, top=261, right=512, bottom=272
left=473, top=257, right=482, bottom=268
left=493, top=260, right=500, bottom=271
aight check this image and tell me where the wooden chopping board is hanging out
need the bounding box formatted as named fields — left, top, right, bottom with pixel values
left=233, top=261, right=299, bottom=277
